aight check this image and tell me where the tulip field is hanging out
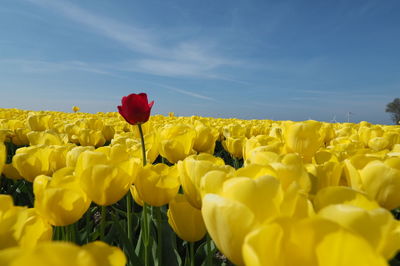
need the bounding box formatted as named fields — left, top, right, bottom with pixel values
left=1, top=103, right=400, bottom=266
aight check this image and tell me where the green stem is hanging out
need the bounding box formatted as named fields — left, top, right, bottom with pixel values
left=156, top=207, right=163, bottom=266
left=190, top=242, right=195, bottom=266
left=86, top=209, right=91, bottom=243
left=65, top=223, right=76, bottom=243
left=138, top=123, right=149, bottom=266
left=61, top=226, right=66, bottom=241
left=53, top=226, right=60, bottom=241
left=143, top=203, right=149, bottom=266
left=100, top=206, right=106, bottom=241
left=138, top=124, right=147, bottom=166
left=233, top=157, right=240, bottom=169
left=206, top=234, right=212, bottom=266
left=126, top=193, right=132, bottom=241
left=72, top=222, right=77, bottom=243
left=66, top=225, right=71, bottom=242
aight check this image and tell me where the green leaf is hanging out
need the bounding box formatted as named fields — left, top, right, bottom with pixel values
left=110, top=211, right=142, bottom=266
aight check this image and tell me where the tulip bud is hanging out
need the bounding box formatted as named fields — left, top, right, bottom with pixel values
left=167, top=194, right=206, bottom=242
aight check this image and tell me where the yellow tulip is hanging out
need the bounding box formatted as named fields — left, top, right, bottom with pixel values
left=313, top=186, right=380, bottom=212
left=193, top=121, right=219, bottom=154
left=360, top=158, right=400, bottom=210
left=306, top=161, right=343, bottom=192
left=270, top=153, right=311, bottom=193
left=82, top=241, right=127, bottom=266
left=76, top=150, right=137, bottom=206
left=12, top=145, right=50, bottom=181
left=0, top=195, right=52, bottom=250
left=313, top=150, right=339, bottom=164
left=359, top=125, right=384, bottom=147
left=66, top=146, right=95, bottom=167
left=319, top=204, right=400, bottom=259
left=222, top=136, right=245, bottom=159
left=178, top=153, right=233, bottom=209
left=33, top=168, right=91, bottom=226
left=134, top=164, right=180, bottom=206
left=2, top=163, right=23, bottom=180
left=120, top=132, right=159, bottom=164
left=199, top=170, right=234, bottom=198
left=243, top=217, right=387, bottom=266
left=130, top=185, right=144, bottom=206
left=222, top=123, right=247, bottom=138
left=75, top=129, right=106, bottom=147
left=269, top=125, right=283, bottom=140
left=91, top=146, right=141, bottom=179
left=245, top=147, right=281, bottom=165
left=159, top=124, right=196, bottom=163
left=235, top=164, right=277, bottom=179
left=315, top=229, right=387, bottom=266
left=283, top=120, right=324, bottom=162
left=243, top=135, right=282, bottom=162
left=368, top=137, right=390, bottom=151
left=72, top=106, right=80, bottom=112
left=102, top=125, right=115, bottom=142
left=96, top=145, right=131, bottom=164
left=26, top=113, right=53, bottom=131
left=26, top=130, right=68, bottom=145
left=0, top=194, right=13, bottom=215
left=384, top=131, right=400, bottom=150
left=343, top=158, right=366, bottom=190
left=202, top=175, right=283, bottom=265
left=12, top=144, right=74, bottom=182
left=167, top=194, right=206, bottom=242
left=0, top=241, right=126, bottom=266
left=80, top=163, right=134, bottom=206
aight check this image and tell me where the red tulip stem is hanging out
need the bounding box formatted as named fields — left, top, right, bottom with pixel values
left=137, top=124, right=147, bottom=166
left=137, top=123, right=150, bottom=266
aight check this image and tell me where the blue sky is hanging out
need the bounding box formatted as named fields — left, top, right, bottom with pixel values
left=1, top=0, right=399, bottom=124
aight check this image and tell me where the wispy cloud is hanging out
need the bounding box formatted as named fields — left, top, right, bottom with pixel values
left=148, top=82, right=217, bottom=101
left=166, top=86, right=216, bottom=101
left=0, top=59, right=117, bottom=76
left=26, top=0, right=237, bottom=79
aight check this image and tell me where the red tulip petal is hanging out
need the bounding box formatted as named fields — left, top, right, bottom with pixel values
left=117, top=93, right=153, bottom=125
left=149, top=101, right=154, bottom=109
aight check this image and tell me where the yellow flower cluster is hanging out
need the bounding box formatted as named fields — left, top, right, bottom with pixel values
left=0, top=195, right=126, bottom=266
left=1, top=108, right=400, bottom=265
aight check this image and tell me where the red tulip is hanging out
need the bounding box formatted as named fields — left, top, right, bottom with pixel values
left=118, top=93, right=154, bottom=125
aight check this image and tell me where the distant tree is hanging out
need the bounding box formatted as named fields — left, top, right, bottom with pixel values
left=386, top=98, right=400, bottom=124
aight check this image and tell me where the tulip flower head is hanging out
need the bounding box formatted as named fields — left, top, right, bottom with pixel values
left=118, top=93, right=154, bottom=125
